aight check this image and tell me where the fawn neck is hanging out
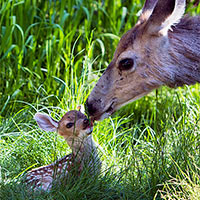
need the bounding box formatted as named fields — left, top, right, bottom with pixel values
left=66, top=135, right=100, bottom=172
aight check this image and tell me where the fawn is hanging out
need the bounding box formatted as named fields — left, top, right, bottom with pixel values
left=25, top=110, right=101, bottom=191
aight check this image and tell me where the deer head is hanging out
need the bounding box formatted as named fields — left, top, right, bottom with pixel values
left=86, top=0, right=200, bottom=121
left=26, top=111, right=95, bottom=191
left=34, top=111, right=93, bottom=151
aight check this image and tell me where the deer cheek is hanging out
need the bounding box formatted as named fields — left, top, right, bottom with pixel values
left=58, top=129, right=69, bottom=137
left=58, top=130, right=65, bottom=136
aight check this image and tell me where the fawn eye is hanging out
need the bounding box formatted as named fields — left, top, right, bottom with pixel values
left=119, top=58, right=134, bottom=71
left=66, top=123, right=74, bottom=128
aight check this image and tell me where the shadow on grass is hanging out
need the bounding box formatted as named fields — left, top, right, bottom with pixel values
left=0, top=166, right=159, bottom=200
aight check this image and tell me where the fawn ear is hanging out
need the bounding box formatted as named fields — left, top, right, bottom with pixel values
left=34, top=113, right=59, bottom=132
left=144, top=0, right=185, bottom=35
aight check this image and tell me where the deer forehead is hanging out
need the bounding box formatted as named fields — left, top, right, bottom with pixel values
left=114, top=28, right=151, bottom=62
left=59, top=120, right=83, bottom=131
left=59, top=111, right=86, bottom=123
left=114, top=22, right=169, bottom=64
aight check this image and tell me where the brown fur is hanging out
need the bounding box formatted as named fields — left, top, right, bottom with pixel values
left=26, top=111, right=100, bottom=191
left=58, top=110, right=87, bottom=138
left=86, top=0, right=200, bottom=121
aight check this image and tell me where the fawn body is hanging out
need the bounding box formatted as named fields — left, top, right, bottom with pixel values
left=26, top=110, right=101, bottom=191
left=86, top=0, right=200, bottom=121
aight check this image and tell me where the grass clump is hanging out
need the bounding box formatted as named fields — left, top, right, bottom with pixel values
left=156, top=160, right=200, bottom=200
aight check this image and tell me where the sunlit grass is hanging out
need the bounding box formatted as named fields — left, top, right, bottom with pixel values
left=1, top=84, right=200, bottom=199
left=156, top=159, right=200, bottom=200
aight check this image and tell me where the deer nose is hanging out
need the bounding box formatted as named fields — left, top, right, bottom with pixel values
left=85, top=99, right=97, bottom=116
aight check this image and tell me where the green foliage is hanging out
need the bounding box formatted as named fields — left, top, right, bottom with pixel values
left=0, top=0, right=142, bottom=115
left=156, top=160, right=200, bottom=199
left=0, top=0, right=200, bottom=199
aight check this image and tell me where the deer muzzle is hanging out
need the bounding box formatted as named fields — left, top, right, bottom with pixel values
left=85, top=97, right=117, bottom=121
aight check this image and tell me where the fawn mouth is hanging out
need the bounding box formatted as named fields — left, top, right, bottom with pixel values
left=86, top=126, right=93, bottom=135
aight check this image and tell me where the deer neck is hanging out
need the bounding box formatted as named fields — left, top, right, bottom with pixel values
left=159, top=17, right=200, bottom=88
left=66, top=135, right=100, bottom=172
left=147, top=16, right=200, bottom=89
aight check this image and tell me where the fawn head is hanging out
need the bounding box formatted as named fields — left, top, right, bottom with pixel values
left=34, top=111, right=93, bottom=142
left=86, top=0, right=186, bottom=121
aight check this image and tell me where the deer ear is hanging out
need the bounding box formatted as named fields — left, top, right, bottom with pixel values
left=137, top=0, right=158, bottom=24
left=34, top=113, right=59, bottom=132
left=144, top=0, right=185, bottom=35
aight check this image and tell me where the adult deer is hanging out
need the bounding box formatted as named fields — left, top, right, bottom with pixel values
left=86, top=0, right=200, bottom=121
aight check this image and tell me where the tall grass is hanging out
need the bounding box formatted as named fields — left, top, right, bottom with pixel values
left=0, top=0, right=200, bottom=199
left=0, top=0, right=142, bottom=116
left=156, top=159, right=200, bottom=199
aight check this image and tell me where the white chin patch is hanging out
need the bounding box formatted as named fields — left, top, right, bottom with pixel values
left=98, top=112, right=111, bottom=121
left=79, top=127, right=93, bottom=138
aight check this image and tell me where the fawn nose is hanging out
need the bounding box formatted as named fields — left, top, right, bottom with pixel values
left=83, top=118, right=90, bottom=129
left=83, top=118, right=89, bottom=125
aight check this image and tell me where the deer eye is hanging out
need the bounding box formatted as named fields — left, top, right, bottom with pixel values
left=66, top=123, right=74, bottom=128
left=119, top=58, right=134, bottom=71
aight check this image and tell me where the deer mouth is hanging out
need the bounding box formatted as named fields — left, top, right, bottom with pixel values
left=93, top=101, right=116, bottom=121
